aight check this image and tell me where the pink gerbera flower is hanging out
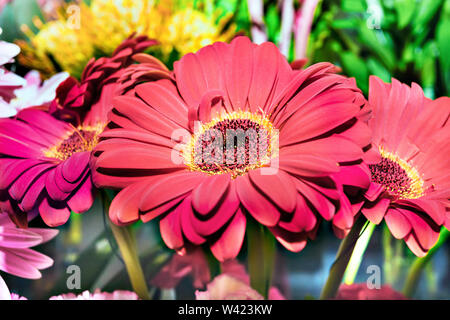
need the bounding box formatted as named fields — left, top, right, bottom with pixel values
left=196, top=260, right=285, bottom=300
left=360, top=76, right=450, bottom=256
left=0, top=213, right=57, bottom=278
left=0, top=36, right=164, bottom=227
left=50, top=289, right=139, bottom=300
left=151, top=248, right=210, bottom=289
left=92, top=37, right=372, bottom=261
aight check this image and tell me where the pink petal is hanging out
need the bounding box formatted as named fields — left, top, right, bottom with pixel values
left=140, top=172, right=206, bottom=212
left=191, top=182, right=240, bottom=236
left=235, top=175, right=280, bottom=227
left=278, top=194, right=317, bottom=232
left=38, top=198, right=71, bottom=227
left=361, top=198, right=390, bottom=224
left=249, top=169, right=297, bottom=213
left=67, top=176, right=95, bottom=214
left=160, top=209, right=183, bottom=250
left=279, top=155, right=340, bottom=177
left=0, top=226, right=43, bottom=248
left=210, top=209, right=246, bottom=261
left=109, top=182, right=146, bottom=225
left=294, top=179, right=335, bottom=220
left=225, top=37, right=254, bottom=110
left=384, top=208, right=412, bottom=239
left=191, top=174, right=230, bottom=215
left=179, top=197, right=206, bottom=245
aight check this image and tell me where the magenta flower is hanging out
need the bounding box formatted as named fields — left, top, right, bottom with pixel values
left=151, top=248, right=210, bottom=289
left=0, top=213, right=57, bottom=279
left=0, top=109, right=98, bottom=226
left=0, top=35, right=161, bottom=227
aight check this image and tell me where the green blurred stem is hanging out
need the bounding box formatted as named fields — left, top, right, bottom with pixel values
left=101, top=190, right=150, bottom=300
left=402, top=228, right=450, bottom=298
left=109, top=222, right=151, bottom=300
left=319, top=216, right=368, bottom=299
left=67, top=212, right=82, bottom=245
left=343, top=221, right=376, bottom=284
left=247, top=221, right=276, bottom=299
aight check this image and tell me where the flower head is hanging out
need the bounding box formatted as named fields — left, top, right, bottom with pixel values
left=195, top=260, right=285, bottom=300
left=17, top=0, right=235, bottom=78
left=0, top=213, right=58, bottom=279
left=361, top=76, right=450, bottom=256
left=92, top=37, right=371, bottom=261
left=151, top=248, right=210, bottom=289
left=50, top=289, right=139, bottom=300
left=0, top=41, right=26, bottom=115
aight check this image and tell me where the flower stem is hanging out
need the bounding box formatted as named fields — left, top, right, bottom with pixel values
left=247, top=220, right=276, bottom=299
left=109, top=221, right=151, bottom=300
left=343, top=221, right=376, bottom=284
left=402, top=227, right=449, bottom=298
left=319, top=216, right=368, bottom=299
left=100, top=190, right=150, bottom=300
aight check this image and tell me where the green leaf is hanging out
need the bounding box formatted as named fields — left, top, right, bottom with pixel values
left=412, top=0, right=443, bottom=36
left=358, top=24, right=396, bottom=70
left=367, top=57, right=391, bottom=82
left=331, top=17, right=360, bottom=29
left=436, top=0, right=450, bottom=94
left=394, top=0, right=417, bottom=29
left=265, top=3, right=280, bottom=43
left=340, top=50, right=369, bottom=93
left=341, top=0, right=366, bottom=12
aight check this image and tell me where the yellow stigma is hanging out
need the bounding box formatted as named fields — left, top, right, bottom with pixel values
left=183, top=111, right=278, bottom=179
left=370, top=146, right=425, bottom=200
left=43, top=124, right=104, bottom=161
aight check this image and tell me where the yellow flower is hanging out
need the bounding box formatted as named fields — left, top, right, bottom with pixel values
left=17, top=0, right=236, bottom=78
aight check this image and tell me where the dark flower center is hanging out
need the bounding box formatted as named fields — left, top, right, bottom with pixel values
left=184, top=111, right=276, bottom=178
left=44, top=125, right=102, bottom=161
left=368, top=148, right=424, bottom=199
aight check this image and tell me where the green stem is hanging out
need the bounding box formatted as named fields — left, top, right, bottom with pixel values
left=101, top=190, right=150, bottom=300
left=247, top=221, right=276, bottom=299
left=319, top=216, right=368, bottom=299
left=402, top=228, right=449, bottom=298
left=343, top=221, right=376, bottom=284
left=109, top=222, right=151, bottom=300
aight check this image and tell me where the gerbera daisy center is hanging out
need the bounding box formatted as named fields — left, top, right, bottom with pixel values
left=183, top=111, right=277, bottom=178
left=369, top=147, right=424, bottom=199
left=44, top=125, right=103, bottom=161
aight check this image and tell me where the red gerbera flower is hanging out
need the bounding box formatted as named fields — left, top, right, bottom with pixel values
left=361, top=76, right=450, bottom=256
left=92, top=37, right=371, bottom=261
left=0, top=35, right=165, bottom=227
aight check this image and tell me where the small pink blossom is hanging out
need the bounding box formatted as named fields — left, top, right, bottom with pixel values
left=0, top=213, right=58, bottom=279
left=195, top=260, right=285, bottom=300
left=50, top=290, right=139, bottom=300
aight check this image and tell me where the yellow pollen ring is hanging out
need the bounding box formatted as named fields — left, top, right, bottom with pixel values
left=43, top=123, right=104, bottom=161
left=379, top=146, right=425, bottom=199
left=182, top=110, right=278, bottom=178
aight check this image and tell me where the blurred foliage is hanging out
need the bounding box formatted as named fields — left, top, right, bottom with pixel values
left=2, top=0, right=448, bottom=97
left=306, top=0, right=450, bottom=97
